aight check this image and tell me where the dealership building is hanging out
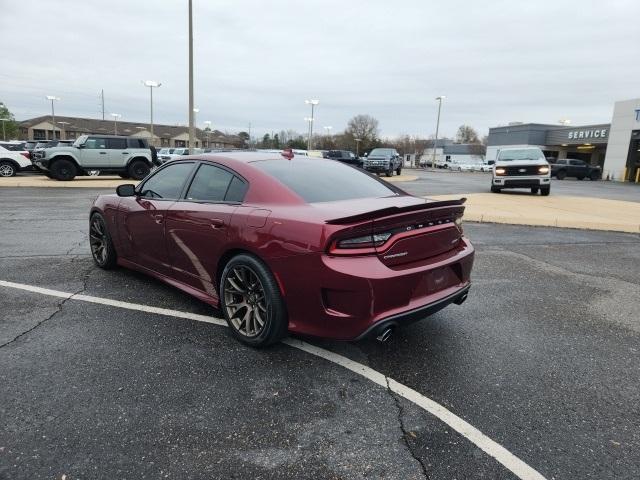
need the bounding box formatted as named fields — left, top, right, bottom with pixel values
left=486, top=98, right=640, bottom=182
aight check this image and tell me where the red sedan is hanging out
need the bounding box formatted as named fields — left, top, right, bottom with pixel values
left=89, top=153, right=474, bottom=346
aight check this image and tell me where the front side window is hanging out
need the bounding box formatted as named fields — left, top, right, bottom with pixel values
left=85, top=137, right=107, bottom=149
left=186, top=164, right=235, bottom=202
left=139, top=162, right=194, bottom=199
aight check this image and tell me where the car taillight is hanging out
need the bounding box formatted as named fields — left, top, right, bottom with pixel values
left=336, top=232, right=392, bottom=249
left=21, top=152, right=29, bottom=159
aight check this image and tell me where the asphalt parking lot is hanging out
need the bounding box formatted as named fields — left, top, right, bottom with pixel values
left=1, top=186, right=640, bottom=479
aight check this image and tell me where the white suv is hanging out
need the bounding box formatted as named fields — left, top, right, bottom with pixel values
left=0, top=146, right=32, bottom=177
left=491, top=147, right=551, bottom=196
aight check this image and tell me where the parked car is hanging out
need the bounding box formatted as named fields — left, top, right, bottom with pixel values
left=363, top=148, right=402, bottom=177
left=159, top=147, right=204, bottom=163
left=326, top=150, right=361, bottom=167
left=307, top=150, right=327, bottom=158
left=473, top=160, right=493, bottom=172
left=33, top=135, right=154, bottom=181
left=491, top=147, right=551, bottom=195
left=550, top=158, right=601, bottom=180
left=0, top=145, right=33, bottom=177
left=89, top=153, right=474, bottom=346
left=0, top=141, right=26, bottom=152
left=451, top=159, right=479, bottom=172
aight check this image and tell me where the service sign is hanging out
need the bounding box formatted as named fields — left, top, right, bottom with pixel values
left=567, top=128, right=608, bottom=140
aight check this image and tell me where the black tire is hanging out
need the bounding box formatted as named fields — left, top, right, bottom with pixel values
left=128, top=159, right=151, bottom=180
left=0, top=160, right=17, bottom=177
left=541, top=186, right=551, bottom=196
left=385, top=167, right=393, bottom=177
left=531, top=187, right=539, bottom=194
left=576, top=176, right=584, bottom=181
left=220, top=254, right=288, bottom=347
left=396, top=166, right=402, bottom=176
left=50, top=158, right=77, bottom=181
left=490, top=185, right=501, bottom=193
left=556, top=170, right=566, bottom=180
left=89, top=213, right=117, bottom=269
left=118, top=173, right=131, bottom=179
left=590, top=171, right=600, bottom=181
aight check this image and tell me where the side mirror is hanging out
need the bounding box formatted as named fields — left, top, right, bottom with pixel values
left=116, top=184, right=136, bottom=197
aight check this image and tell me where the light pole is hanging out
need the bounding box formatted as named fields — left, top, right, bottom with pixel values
left=431, top=96, right=445, bottom=169
left=192, top=108, right=199, bottom=148
left=0, top=118, right=9, bottom=141
left=46, top=96, right=60, bottom=140
left=57, top=121, right=70, bottom=140
left=188, top=0, right=195, bottom=153
left=304, top=117, right=313, bottom=149
left=305, top=99, right=319, bottom=150
left=354, top=138, right=362, bottom=157
left=111, top=113, right=121, bottom=135
left=203, top=120, right=211, bottom=147
left=142, top=80, right=161, bottom=146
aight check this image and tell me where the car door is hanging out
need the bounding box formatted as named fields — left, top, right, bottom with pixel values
left=117, top=161, right=196, bottom=275
left=106, top=137, right=128, bottom=167
left=165, top=162, right=248, bottom=299
left=81, top=137, right=109, bottom=168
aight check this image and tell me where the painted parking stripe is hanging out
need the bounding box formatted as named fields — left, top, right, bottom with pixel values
left=0, top=279, right=546, bottom=480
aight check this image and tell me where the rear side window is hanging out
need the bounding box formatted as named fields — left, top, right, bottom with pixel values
left=186, top=163, right=240, bottom=202
left=139, top=162, right=193, bottom=199
left=107, top=138, right=127, bottom=149
left=127, top=138, right=148, bottom=148
left=225, top=176, right=248, bottom=202
left=253, top=158, right=397, bottom=203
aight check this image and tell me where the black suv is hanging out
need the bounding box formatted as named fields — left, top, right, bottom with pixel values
left=326, top=150, right=361, bottom=167
left=550, top=158, right=601, bottom=180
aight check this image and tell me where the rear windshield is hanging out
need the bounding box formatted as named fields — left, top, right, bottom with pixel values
left=497, top=148, right=545, bottom=161
left=252, top=158, right=397, bottom=203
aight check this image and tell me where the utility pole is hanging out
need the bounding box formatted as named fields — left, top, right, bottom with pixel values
left=46, top=96, right=60, bottom=140
left=188, top=0, right=195, bottom=152
left=143, top=81, right=161, bottom=146
left=305, top=99, right=319, bottom=150
left=431, top=96, right=445, bottom=169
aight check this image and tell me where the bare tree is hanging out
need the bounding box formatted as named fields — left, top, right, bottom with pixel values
left=456, top=125, right=480, bottom=144
left=345, top=114, right=380, bottom=152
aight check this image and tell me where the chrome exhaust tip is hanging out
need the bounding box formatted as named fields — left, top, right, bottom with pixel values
left=454, top=292, right=468, bottom=305
left=376, top=327, right=394, bottom=343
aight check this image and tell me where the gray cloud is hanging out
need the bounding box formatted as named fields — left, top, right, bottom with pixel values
left=1, top=0, right=639, bottom=138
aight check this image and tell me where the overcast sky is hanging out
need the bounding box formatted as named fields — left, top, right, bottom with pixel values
left=1, top=0, right=639, bottom=139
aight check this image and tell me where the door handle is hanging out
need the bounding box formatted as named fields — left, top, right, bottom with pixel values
left=153, top=214, right=164, bottom=224
left=99, top=151, right=107, bottom=154
left=122, top=152, right=129, bottom=154
left=210, top=218, right=224, bottom=228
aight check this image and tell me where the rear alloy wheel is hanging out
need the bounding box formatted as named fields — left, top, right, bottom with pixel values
left=531, top=187, right=539, bottom=194
left=541, top=186, right=551, bottom=196
left=556, top=170, right=566, bottom=180
left=51, top=159, right=77, bottom=181
left=221, top=254, right=287, bottom=347
left=128, top=159, right=151, bottom=180
left=0, top=160, right=17, bottom=177
left=90, top=213, right=117, bottom=269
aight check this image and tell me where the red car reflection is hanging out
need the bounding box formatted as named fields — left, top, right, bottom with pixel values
left=90, top=153, right=474, bottom=346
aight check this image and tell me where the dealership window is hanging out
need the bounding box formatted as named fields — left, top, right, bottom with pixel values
left=174, top=140, right=186, bottom=147
left=33, top=129, right=46, bottom=140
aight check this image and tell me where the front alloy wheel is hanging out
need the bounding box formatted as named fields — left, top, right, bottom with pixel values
left=0, top=161, right=16, bottom=177
left=221, top=255, right=287, bottom=347
left=90, top=213, right=117, bottom=269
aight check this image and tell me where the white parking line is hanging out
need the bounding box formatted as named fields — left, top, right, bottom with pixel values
left=0, top=279, right=546, bottom=480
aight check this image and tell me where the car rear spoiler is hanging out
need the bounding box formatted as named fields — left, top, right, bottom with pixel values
left=325, top=198, right=466, bottom=225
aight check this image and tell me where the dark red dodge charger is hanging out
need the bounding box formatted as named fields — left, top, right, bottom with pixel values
left=89, top=153, right=474, bottom=346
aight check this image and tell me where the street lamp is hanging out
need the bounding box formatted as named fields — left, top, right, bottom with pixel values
left=142, top=80, right=161, bottom=146
left=57, top=121, right=70, bottom=140
left=304, top=117, right=313, bottom=149
left=111, top=113, right=122, bottom=135
left=354, top=138, right=362, bottom=157
left=431, top=96, right=445, bottom=169
left=324, top=126, right=332, bottom=135
left=46, top=95, right=60, bottom=140
left=305, top=99, right=319, bottom=150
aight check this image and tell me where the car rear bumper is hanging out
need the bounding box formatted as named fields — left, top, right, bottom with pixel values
left=270, top=237, right=475, bottom=340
